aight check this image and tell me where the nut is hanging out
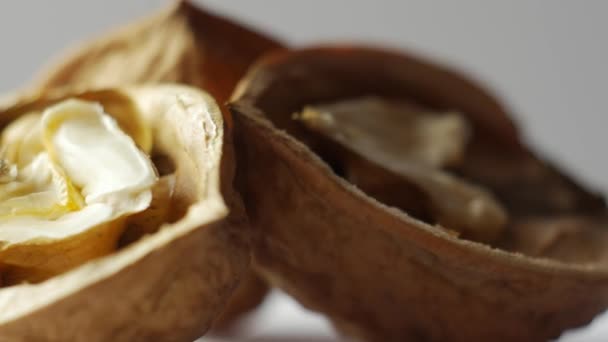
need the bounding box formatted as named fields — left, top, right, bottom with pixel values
left=230, top=46, right=608, bottom=342
left=0, top=85, right=249, bottom=342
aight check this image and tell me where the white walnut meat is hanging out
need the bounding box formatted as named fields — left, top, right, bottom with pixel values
left=0, top=85, right=249, bottom=342
left=0, top=99, right=157, bottom=284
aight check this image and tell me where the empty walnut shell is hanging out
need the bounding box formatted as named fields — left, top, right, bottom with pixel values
left=230, top=46, right=608, bottom=341
left=30, top=0, right=283, bottom=325
left=0, top=85, right=249, bottom=341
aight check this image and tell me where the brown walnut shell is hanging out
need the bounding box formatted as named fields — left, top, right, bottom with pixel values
left=30, top=0, right=284, bottom=325
left=230, top=46, right=608, bottom=341
left=0, top=85, right=249, bottom=341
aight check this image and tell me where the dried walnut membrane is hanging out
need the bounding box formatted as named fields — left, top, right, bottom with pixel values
left=230, top=46, right=608, bottom=341
left=295, top=96, right=507, bottom=242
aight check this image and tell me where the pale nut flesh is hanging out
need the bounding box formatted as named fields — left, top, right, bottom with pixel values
left=0, top=99, right=157, bottom=284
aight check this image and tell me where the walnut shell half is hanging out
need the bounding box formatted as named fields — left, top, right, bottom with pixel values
left=28, top=0, right=284, bottom=326
left=0, top=85, right=249, bottom=342
left=230, top=46, right=608, bottom=341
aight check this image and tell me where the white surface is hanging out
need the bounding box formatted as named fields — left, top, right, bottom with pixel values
left=202, top=291, right=344, bottom=342
left=1, top=1, right=608, bottom=341
left=199, top=290, right=608, bottom=342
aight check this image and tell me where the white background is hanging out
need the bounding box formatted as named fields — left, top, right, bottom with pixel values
left=1, top=1, right=607, bottom=341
